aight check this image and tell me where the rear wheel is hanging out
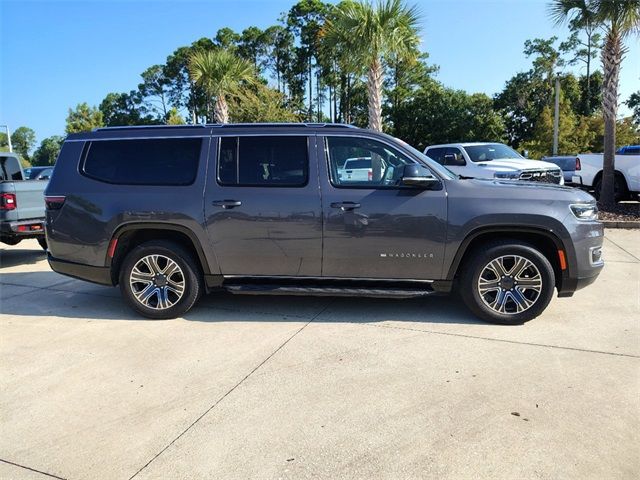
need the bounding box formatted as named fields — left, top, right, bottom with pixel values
left=593, top=174, right=628, bottom=203
left=119, top=240, right=203, bottom=319
left=459, top=242, right=555, bottom=325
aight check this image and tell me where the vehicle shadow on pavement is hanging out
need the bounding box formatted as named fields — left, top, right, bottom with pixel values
left=0, top=270, right=482, bottom=325
left=0, top=247, right=46, bottom=269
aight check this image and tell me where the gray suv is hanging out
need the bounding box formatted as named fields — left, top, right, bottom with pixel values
left=44, top=124, right=604, bottom=324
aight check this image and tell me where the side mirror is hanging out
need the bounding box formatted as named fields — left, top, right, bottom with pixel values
left=401, top=164, right=441, bottom=189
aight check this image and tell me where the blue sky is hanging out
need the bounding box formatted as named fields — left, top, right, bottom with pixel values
left=1, top=0, right=639, bottom=145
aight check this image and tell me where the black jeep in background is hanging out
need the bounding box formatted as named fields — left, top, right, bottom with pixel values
left=44, top=124, right=603, bottom=324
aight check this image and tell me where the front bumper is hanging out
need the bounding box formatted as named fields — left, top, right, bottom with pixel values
left=557, top=220, right=604, bottom=297
left=48, top=254, right=113, bottom=286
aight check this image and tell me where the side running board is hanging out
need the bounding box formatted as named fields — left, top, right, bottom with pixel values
left=224, top=284, right=434, bottom=299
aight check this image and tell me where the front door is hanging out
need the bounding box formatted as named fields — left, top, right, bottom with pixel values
left=319, top=135, right=447, bottom=280
left=204, top=134, right=322, bottom=276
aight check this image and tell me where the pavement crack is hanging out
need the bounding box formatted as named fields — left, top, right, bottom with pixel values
left=0, top=459, right=66, bottom=479
left=604, top=236, right=640, bottom=262
left=360, top=322, right=640, bottom=358
left=127, top=304, right=329, bottom=480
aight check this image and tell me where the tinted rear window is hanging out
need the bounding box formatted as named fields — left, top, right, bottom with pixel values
left=83, top=138, right=202, bottom=185
left=218, top=136, right=308, bottom=187
left=425, top=147, right=446, bottom=164
left=1, top=156, right=23, bottom=181
left=344, top=159, right=371, bottom=169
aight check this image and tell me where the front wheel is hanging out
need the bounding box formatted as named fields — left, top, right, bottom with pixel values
left=119, top=240, right=203, bottom=319
left=459, top=242, right=555, bottom=325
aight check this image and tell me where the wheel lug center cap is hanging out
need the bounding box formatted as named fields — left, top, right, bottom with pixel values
left=501, top=276, right=515, bottom=290
left=154, top=274, right=167, bottom=287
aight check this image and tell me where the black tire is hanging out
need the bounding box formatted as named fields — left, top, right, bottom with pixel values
left=118, top=240, right=203, bottom=319
left=459, top=241, right=555, bottom=325
left=37, top=238, right=48, bottom=251
left=593, top=174, right=628, bottom=203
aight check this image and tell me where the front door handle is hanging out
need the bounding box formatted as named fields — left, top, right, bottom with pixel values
left=212, top=200, right=242, bottom=209
left=330, top=201, right=361, bottom=211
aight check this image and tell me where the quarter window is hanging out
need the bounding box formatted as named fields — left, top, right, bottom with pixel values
left=218, top=136, right=308, bottom=187
left=326, top=136, right=414, bottom=187
left=83, top=138, right=202, bottom=185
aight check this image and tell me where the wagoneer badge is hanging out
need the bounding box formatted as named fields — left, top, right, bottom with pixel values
left=380, top=253, right=434, bottom=258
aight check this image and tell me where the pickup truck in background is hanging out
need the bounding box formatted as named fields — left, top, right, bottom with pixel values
left=571, top=145, right=640, bottom=202
left=541, top=155, right=578, bottom=185
left=337, top=157, right=374, bottom=182
left=424, top=143, right=564, bottom=184
left=1, top=153, right=48, bottom=249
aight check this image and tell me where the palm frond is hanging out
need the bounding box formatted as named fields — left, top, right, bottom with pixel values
left=188, top=49, right=256, bottom=98
left=592, top=0, right=640, bottom=36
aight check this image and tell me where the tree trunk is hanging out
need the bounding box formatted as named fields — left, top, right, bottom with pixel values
left=339, top=74, right=347, bottom=123
left=600, top=31, right=622, bottom=210
left=585, top=28, right=591, bottom=115
left=367, top=58, right=384, bottom=132
left=332, top=64, right=338, bottom=123
left=308, top=56, right=313, bottom=121
left=214, top=95, right=229, bottom=124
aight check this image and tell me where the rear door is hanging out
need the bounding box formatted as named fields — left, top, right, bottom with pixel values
left=319, top=134, right=447, bottom=280
left=204, top=134, right=322, bottom=276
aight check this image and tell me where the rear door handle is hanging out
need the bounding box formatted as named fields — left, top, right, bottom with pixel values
left=330, top=201, right=361, bottom=211
left=212, top=200, right=242, bottom=209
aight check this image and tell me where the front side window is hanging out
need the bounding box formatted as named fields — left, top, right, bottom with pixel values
left=326, top=136, right=415, bottom=188
left=83, top=138, right=202, bottom=185
left=218, top=136, right=308, bottom=187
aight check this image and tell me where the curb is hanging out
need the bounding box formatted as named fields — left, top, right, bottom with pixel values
left=601, top=221, right=640, bottom=229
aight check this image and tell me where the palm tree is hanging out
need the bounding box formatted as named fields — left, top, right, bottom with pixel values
left=323, top=0, right=421, bottom=131
left=550, top=0, right=640, bottom=209
left=188, top=49, right=256, bottom=123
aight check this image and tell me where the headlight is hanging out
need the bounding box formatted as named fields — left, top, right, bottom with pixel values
left=570, top=203, right=598, bottom=221
left=494, top=172, right=520, bottom=179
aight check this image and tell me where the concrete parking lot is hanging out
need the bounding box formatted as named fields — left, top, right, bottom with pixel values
left=1, top=231, right=638, bottom=480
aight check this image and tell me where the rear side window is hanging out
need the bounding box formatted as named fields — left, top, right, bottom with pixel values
left=425, top=147, right=446, bottom=164
left=218, top=136, right=308, bottom=187
left=82, top=138, right=202, bottom=185
left=1, top=156, right=23, bottom=181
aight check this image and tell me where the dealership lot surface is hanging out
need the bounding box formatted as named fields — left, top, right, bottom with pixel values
left=1, top=231, right=638, bottom=480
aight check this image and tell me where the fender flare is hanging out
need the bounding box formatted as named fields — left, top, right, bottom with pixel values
left=446, top=225, right=574, bottom=281
left=107, top=222, right=212, bottom=275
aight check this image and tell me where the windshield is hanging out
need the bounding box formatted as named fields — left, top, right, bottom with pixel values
left=396, top=140, right=458, bottom=180
left=463, top=144, right=523, bottom=162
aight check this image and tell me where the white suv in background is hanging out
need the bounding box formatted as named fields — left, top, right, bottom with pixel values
left=424, top=143, right=564, bottom=184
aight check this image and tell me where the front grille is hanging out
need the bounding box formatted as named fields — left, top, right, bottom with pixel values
left=519, top=169, right=562, bottom=184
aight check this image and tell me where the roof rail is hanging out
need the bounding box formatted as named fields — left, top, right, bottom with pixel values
left=93, top=124, right=207, bottom=132
left=93, top=122, right=358, bottom=132
left=207, top=122, right=358, bottom=128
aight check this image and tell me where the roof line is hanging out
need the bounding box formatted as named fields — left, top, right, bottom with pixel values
left=93, top=122, right=358, bottom=132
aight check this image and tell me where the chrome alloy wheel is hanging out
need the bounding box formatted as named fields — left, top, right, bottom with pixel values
left=129, top=255, right=185, bottom=310
left=477, top=255, right=543, bottom=315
